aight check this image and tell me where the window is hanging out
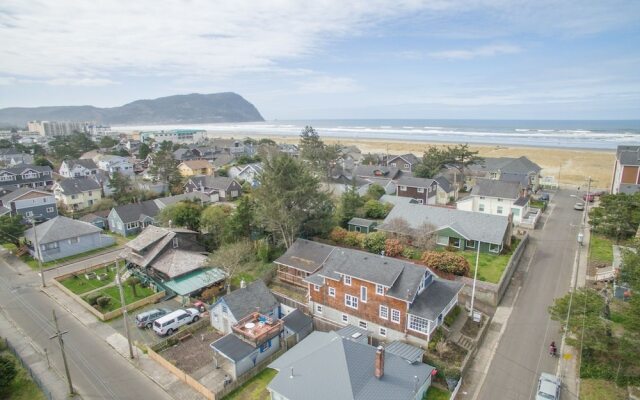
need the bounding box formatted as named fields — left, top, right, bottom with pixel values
left=342, top=314, right=349, bottom=323
left=88, top=191, right=92, bottom=196
left=391, top=309, right=401, bottom=324
left=408, top=314, right=430, bottom=334
left=379, top=305, right=388, bottom=319
left=376, top=284, right=384, bottom=295
left=497, top=206, right=503, bottom=214
left=314, top=284, right=320, bottom=292
left=46, top=207, right=54, bottom=213
left=68, top=237, right=79, bottom=244
left=344, top=275, right=352, bottom=286
left=358, top=321, right=368, bottom=329
left=417, top=187, right=424, bottom=193
left=259, top=339, right=272, bottom=353
left=328, top=287, right=336, bottom=297
left=403, top=163, right=410, bottom=169
left=222, top=305, right=228, bottom=314
left=436, top=235, right=448, bottom=246
left=489, top=243, right=501, bottom=253
left=479, top=196, right=485, bottom=199
left=379, top=327, right=387, bottom=337
left=42, top=242, right=58, bottom=250
left=316, top=304, right=323, bottom=313
left=360, top=286, right=367, bottom=303
left=71, top=195, right=77, bottom=200
left=345, top=294, right=358, bottom=309
left=400, top=185, right=407, bottom=191
left=450, top=237, right=461, bottom=248
left=24, top=211, right=33, bottom=217
left=466, top=240, right=476, bottom=249
left=417, top=199, right=424, bottom=204
left=479, top=204, right=485, bottom=212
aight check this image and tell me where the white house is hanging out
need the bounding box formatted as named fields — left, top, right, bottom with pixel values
left=58, top=159, right=98, bottom=178
left=94, top=155, right=134, bottom=176
left=228, top=163, right=263, bottom=186
left=456, top=179, right=529, bottom=224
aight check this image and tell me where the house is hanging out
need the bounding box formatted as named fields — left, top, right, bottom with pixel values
left=123, top=225, right=224, bottom=301
left=282, top=309, right=313, bottom=343
left=395, top=176, right=439, bottom=205
left=140, top=129, right=206, bottom=144
left=611, top=145, right=640, bottom=194
left=278, top=143, right=299, bottom=158
left=387, top=153, right=420, bottom=173
left=177, top=159, right=214, bottom=177
left=228, top=163, right=263, bottom=186
left=210, top=280, right=279, bottom=334
left=153, top=192, right=212, bottom=209
left=53, top=178, right=103, bottom=211
left=274, top=239, right=335, bottom=288
left=184, top=176, right=242, bottom=201
left=58, top=159, right=98, bottom=178
left=0, top=188, right=58, bottom=221
left=94, top=155, right=134, bottom=176
left=211, top=153, right=236, bottom=169
left=466, top=156, right=542, bottom=191
left=267, top=330, right=434, bottom=400
left=434, top=176, right=457, bottom=203
left=108, top=200, right=160, bottom=236
left=456, top=179, right=530, bottom=224
left=210, top=311, right=284, bottom=380
left=379, top=202, right=512, bottom=253
left=24, top=216, right=115, bottom=262
left=347, top=218, right=377, bottom=233
left=339, top=145, right=363, bottom=170
left=353, top=165, right=401, bottom=180
left=79, top=210, right=110, bottom=229
left=278, top=238, right=463, bottom=345
left=0, top=165, right=54, bottom=190
left=0, top=148, right=34, bottom=166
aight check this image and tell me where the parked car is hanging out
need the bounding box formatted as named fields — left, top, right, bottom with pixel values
left=135, top=308, right=171, bottom=329
left=535, top=372, right=561, bottom=400
left=583, top=193, right=595, bottom=202
left=538, top=192, right=550, bottom=202
left=574, top=202, right=585, bottom=211
left=152, top=308, right=201, bottom=336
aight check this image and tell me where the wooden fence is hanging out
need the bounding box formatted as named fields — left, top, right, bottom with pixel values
left=147, top=346, right=215, bottom=400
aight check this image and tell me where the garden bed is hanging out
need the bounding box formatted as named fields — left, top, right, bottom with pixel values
left=461, top=315, right=484, bottom=338
left=59, top=264, right=116, bottom=295
left=86, top=284, right=156, bottom=312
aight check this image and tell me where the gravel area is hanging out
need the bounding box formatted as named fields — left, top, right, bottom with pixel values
left=160, top=327, right=222, bottom=374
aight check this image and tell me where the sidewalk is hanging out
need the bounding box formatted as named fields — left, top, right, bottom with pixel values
left=0, top=309, right=73, bottom=400
left=42, top=283, right=206, bottom=400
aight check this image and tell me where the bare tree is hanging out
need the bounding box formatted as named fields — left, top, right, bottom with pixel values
left=413, top=222, right=439, bottom=251
left=381, top=217, right=413, bottom=245
left=208, top=240, right=254, bottom=293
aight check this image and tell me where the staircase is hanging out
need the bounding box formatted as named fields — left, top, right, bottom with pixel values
left=455, top=334, right=474, bottom=352
left=15, top=245, right=29, bottom=257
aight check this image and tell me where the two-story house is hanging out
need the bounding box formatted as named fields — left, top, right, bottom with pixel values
left=456, top=179, right=529, bottom=224
left=611, top=145, right=640, bottom=194
left=95, top=155, right=134, bottom=176
left=0, top=165, right=54, bottom=190
left=210, top=280, right=279, bottom=334
left=466, top=156, right=541, bottom=191
left=387, top=153, right=420, bottom=172
left=0, top=148, right=34, bottom=166
left=184, top=176, right=242, bottom=201
left=228, top=163, right=263, bottom=186
left=177, top=159, right=214, bottom=177
left=108, top=200, right=160, bottom=236
left=52, top=178, right=103, bottom=211
left=277, top=239, right=462, bottom=346
left=58, top=159, right=98, bottom=178
left=395, top=176, right=440, bottom=205
left=0, top=188, right=58, bottom=221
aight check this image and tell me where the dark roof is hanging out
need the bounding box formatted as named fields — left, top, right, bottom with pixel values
left=218, top=280, right=278, bottom=320
left=282, top=309, right=313, bottom=333
left=385, top=341, right=424, bottom=364
left=274, top=239, right=334, bottom=274
left=617, top=146, right=640, bottom=166
left=55, top=178, right=101, bottom=195
left=389, top=153, right=420, bottom=165
left=64, top=159, right=97, bottom=170
left=80, top=212, right=108, bottom=222
left=469, top=156, right=541, bottom=174
left=499, top=172, right=529, bottom=186
left=211, top=154, right=235, bottom=168
left=353, top=165, right=400, bottom=179
left=471, top=179, right=520, bottom=199
left=112, top=200, right=160, bottom=223
left=396, top=175, right=435, bottom=188
left=347, top=218, right=376, bottom=227
left=0, top=187, right=51, bottom=203
left=514, top=196, right=530, bottom=206
left=188, top=176, right=238, bottom=191
left=336, top=325, right=369, bottom=342
left=210, top=334, right=255, bottom=362
left=408, top=280, right=463, bottom=320
left=321, top=248, right=405, bottom=288
left=434, top=176, right=453, bottom=193
left=0, top=165, right=52, bottom=175
left=24, top=216, right=102, bottom=244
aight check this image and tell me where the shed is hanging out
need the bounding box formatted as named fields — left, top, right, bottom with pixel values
left=347, top=217, right=377, bottom=233
left=282, top=309, right=313, bottom=343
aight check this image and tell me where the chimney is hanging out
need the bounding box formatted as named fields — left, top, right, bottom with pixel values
left=374, top=346, right=384, bottom=379
left=240, top=279, right=246, bottom=289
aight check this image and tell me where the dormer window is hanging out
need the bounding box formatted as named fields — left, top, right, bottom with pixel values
left=344, top=275, right=352, bottom=286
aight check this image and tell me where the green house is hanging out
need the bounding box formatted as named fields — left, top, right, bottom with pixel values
left=348, top=218, right=377, bottom=234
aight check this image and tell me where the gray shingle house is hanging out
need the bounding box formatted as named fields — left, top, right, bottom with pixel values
left=184, top=176, right=242, bottom=201
left=282, top=309, right=313, bottom=343
left=268, top=331, right=434, bottom=400
left=24, top=216, right=115, bottom=262
left=108, top=200, right=160, bottom=236
left=0, top=188, right=58, bottom=221
left=210, top=280, right=279, bottom=334
left=466, top=156, right=542, bottom=191
left=0, top=165, right=54, bottom=190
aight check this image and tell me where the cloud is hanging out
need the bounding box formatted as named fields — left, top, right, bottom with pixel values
left=46, top=78, right=116, bottom=86
left=297, top=76, right=360, bottom=94
left=429, top=44, right=522, bottom=60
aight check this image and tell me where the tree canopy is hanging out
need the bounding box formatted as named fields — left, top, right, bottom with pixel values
left=414, top=143, right=482, bottom=179
left=149, top=149, right=182, bottom=194
left=299, top=126, right=340, bottom=179
left=589, top=193, right=640, bottom=242
left=48, top=132, right=98, bottom=160
left=0, top=215, right=26, bottom=245
left=156, top=201, right=204, bottom=231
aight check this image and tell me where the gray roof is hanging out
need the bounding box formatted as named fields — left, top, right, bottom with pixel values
left=274, top=239, right=334, bottom=274
left=498, top=172, right=529, bottom=186
left=336, top=325, right=369, bottom=343
left=396, top=176, right=435, bottom=188
left=210, top=334, right=255, bottom=363
left=64, top=159, right=97, bottom=170
left=408, top=280, right=463, bottom=321
left=389, top=153, right=420, bottom=165
left=348, top=218, right=376, bottom=227
left=151, top=249, right=208, bottom=278
left=385, top=341, right=424, bottom=364
left=112, top=200, right=160, bottom=223
left=282, top=309, right=313, bottom=333
left=55, top=178, right=101, bottom=195
left=469, top=156, right=541, bottom=174
left=434, top=176, right=453, bottom=193
left=211, top=153, right=235, bottom=168
left=0, top=187, right=52, bottom=203
left=0, top=165, right=52, bottom=175
left=24, top=216, right=102, bottom=244
left=471, top=179, right=520, bottom=199
left=380, top=202, right=510, bottom=244
left=321, top=248, right=405, bottom=288
left=154, top=192, right=211, bottom=208
left=188, top=176, right=238, bottom=191
left=268, top=331, right=433, bottom=400
left=353, top=165, right=400, bottom=179
left=617, top=145, right=640, bottom=165
left=619, top=184, right=640, bottom=195
left=217, top=280, right=278, bottom=320
left=379, top=194, right=418, bottom=205
left=514, top=196, right=530, bottom=206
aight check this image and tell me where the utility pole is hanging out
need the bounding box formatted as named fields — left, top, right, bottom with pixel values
left=469, top=242, right=481, bottom=318
left=116, top=259, right=135, bottom=359
left=584, top=177, right=592, bottom=225
left=31, top=218, right=46, bottom=287
left=49, top=310, right=74, bottom=396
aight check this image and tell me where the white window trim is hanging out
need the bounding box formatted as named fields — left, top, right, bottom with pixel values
left=344, top=275, right=352, bottom=286
left=341, top=314, right=349, bottom=323
left=400, top=185, right=407, bottom=191
left=376, top=284, right=384, bottom=295
left=345, top=294, right=358, bottom=309
left=466, top=240, right=476, bottom=249
left=328, top=287, right=336, bottom=297
left=407, top=314, right=430, bottom=334
left=379, top=327, right=387, bottom=337
left=314, top=284, right=320, bottom=292
left=489, top=243, right=501, bottom=253
left=436, top=235, right=448, bottom=246
left=391, top=309, right=401, bottom=324
left=379, top=305, right=388, bottom=320
left=360, top=286, right=367, bottom=303
left=358, top=321, right=368, bottom=329
left=417, top=187, right=424, bottom=193
left=316, top=304, right=323, bottom=314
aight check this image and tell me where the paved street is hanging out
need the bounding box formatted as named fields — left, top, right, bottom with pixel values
left=0, top=250, right=174, bottom=400
left=475, top=189, right=583, bottom=400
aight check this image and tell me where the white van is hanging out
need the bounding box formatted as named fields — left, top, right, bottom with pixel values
left=153, top=308, right=200, bottom=336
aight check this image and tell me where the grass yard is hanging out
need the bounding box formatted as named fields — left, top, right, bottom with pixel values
left=232, top=261, right=276, bottom=289
left=222, top=368, right=277, bottom=400
left=580, top=379, right=627, bottom=400
left=59, top=264, right=116, bottom=295
left=85, top=283, right=155, bottom=312
left=13, top=242, right=119, bottom=270
left=423, top=385, right=451, bottom=400
left=461, top=251, right=511, bottom=284
left=0, top=350, right=46, bottom=400
left=589, top=234, right=614, bottom=266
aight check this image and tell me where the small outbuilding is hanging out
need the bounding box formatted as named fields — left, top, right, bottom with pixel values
left=282, top=309, right=313, bottom=343
left=347, top=217, right=377, bottom=233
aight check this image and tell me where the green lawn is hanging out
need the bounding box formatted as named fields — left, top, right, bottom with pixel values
left=59, top=264, right=116, bottom=295
left=0, top=350, right=46, bottom=400
left=589, top=234, right=614, bottom=266
left=580, top=379, right=627, bottom=400
left=11, top=242, right=119, bottom=270
left=461, top=250, right=512, bottom=284
left=223, top=368, right=277, bottom=400
left=423, top=385, right=451, bottom=400
left=232, top=261, right=276, bottom=289
left=84, top=283, right=156, bottom=312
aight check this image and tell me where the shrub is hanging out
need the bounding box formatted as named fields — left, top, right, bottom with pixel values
left=363, top=199, right=388, bottom=219
left=384, top=239, right=404, bottom=257
left=96, top=296, right=111, bottom=309
left=401, top=247, right=420, bottom=259
left=0, top=354, right=17, bottom=388
left=365, top=184, right=385, bottom=200
left=200, top=287, right=218, bottom=303
left=363, top=232, right=386, bottom=253
left=343, top=231, right=365, bottom=247
left=329, top=227, right=348, bottom=243
left=421, top=251, right=470, bottom=276
left=256, top=239, right=272, bottom=262
left=85, top=292, right=101, bottom=306
left=444, top=305, right=461, bottom=327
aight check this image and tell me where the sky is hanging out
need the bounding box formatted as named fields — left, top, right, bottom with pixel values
left=1, top=0, right=639, bottom=120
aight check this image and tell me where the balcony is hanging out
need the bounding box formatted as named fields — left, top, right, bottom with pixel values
left=232, top=312, right=283, bottom=346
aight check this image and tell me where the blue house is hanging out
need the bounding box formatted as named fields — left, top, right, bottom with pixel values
left=108, top=200, right=160, bottom=236
left=24, top=216, right=115, bottom=262
left=0, top=188, right=58, bottom=222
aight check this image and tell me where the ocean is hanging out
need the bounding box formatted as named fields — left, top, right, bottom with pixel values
left=116, top=119, right=640, bottom=150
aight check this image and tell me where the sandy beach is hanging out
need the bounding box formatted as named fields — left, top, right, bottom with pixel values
left=206, top=132, right=615, bottom=190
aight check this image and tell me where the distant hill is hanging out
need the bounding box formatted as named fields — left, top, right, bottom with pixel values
left=0, top=92, right=264, bottom=127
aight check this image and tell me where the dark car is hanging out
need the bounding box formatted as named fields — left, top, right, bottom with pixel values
left=538, top=193, right=550, bottom=202
left=583, top=193, right=595, bottom=202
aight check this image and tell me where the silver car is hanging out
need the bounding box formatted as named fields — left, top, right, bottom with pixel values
left=135, top=308, right=172, bottom=329
left=536, top=372, right=561, bottom=400
left=573, top=202, right=585, bottom=211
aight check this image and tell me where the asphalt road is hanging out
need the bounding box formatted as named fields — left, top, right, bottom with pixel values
left=477, top=189, right=582, bottom=400
left=0, top=251, right=173, bottom=400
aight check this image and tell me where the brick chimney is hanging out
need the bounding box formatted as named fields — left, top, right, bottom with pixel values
left=374, top=346, right=384, bottom=379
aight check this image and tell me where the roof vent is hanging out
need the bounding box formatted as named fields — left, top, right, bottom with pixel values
left=351, top=332, right=362, bottom=339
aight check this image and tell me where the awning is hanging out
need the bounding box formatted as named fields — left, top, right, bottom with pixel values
left=163, top=268, right=226, bottom=296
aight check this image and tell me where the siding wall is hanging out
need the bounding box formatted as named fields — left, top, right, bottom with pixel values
left=232, top=335, right=280, bottom=379
left=31, top=232, right=115, bottom=261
